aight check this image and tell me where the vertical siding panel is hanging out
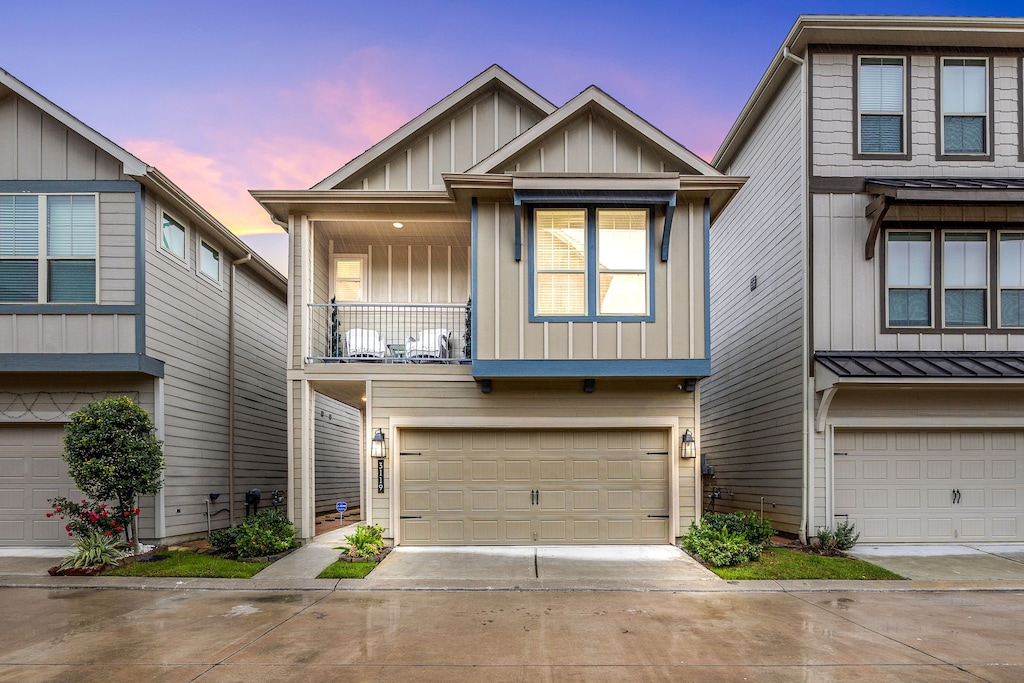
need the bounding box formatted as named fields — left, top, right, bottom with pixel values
left=0, top=95, right=16, bottom=178
left=410, top=245, right=430, bottom=302
left=16, top=99, right=41, bottom=179
left=39, top=114, right=67, bottom=179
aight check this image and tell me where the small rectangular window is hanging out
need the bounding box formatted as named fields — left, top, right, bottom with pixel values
left=199, top=240, right=220, bottom=282
left=597, top=209, right=648, bottom=316
left=161, top=212, right=187, bottom=261
left=535, top=209, right=587, bottom=316
left=46, top=195, right=96, bottom=303
left=999, top=233, right=1024, bottom=327
left=943, top=232, right=987, bottom=327
left=887, top=232, right=932, bottom=327
left=942, top=58, right=987, bottom=154
left=333, top=256, right=366, bottom=302
left=859, top=57, right=904, bottom=154
left=0, top=195, right=40, bottom=302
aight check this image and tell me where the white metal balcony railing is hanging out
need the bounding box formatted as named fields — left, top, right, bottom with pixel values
left=308, top=303, right=471, bottom=363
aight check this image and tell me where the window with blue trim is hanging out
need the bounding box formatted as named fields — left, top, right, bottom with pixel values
left=532, top=207, right=650, bottom=319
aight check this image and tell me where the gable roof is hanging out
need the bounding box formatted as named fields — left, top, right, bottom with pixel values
left=0, top=68, right=147, bottom=176
left=311, top=65, right=556, bottom=190
left=468, top=86, right=718, bottom=176
left=714, top=14, right=1024, bottom=170
left=0, top=67, right=286, bottom=290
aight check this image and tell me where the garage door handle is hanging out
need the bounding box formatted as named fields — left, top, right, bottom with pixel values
left=952, top=489, right=961, bottom=505
left=647, top=514, right=670, bottom=519
left=400, top=515, right=423, bottom=519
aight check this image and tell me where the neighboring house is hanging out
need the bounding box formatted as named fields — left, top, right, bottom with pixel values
left=0, top=68, right=305, bottom=546
left=704, top=15, right=1024, bottom=544
left=253, top=65, right=744, bottom=545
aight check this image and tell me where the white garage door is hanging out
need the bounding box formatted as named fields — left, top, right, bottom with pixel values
left=399, top=428, right=671, bottom=545
left=0, top=424, right=79, bottom=546
left=834, top=429, right=1024, bottom=542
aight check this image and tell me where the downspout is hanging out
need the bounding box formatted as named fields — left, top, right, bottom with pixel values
left=783, top=45, right=811, bottom=545
left=228, top=252, right=253, bottom=526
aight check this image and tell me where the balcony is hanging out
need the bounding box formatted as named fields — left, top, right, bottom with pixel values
left=308, top=303, right=471, bottom=363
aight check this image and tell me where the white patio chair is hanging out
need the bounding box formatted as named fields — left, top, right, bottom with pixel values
left=344, top=328, right=390, bottom=359
left=405, top=328, right=450, bottom=360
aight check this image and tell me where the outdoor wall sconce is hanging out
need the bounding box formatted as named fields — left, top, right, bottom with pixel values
left=370, top=428, right=388, bottom=459
left=681, top=429, right=696, bottom=458
left=583, top=378, right=595, bottom=393
left=480, top=379, right=492, bottom=394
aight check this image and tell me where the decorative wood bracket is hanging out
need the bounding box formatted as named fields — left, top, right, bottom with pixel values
left=864, top=193, right=891, bottom=260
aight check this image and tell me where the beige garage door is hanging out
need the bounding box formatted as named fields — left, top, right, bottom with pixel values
left=834, top=429, right=1024, bottom=543
left=399, top=429, right=671, bottom=545
left=0, top=424, right=79, bottom=546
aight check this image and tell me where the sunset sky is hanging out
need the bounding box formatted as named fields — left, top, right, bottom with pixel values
left=3, top=0, right=1021, bottom=274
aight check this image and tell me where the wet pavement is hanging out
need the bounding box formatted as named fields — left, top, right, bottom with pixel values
left=848, top=544, right=1024, bottom=581
left=1, top=585, right=1022, bottom=681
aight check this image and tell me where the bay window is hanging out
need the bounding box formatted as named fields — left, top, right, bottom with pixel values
left=532, top=206, right=650, bottom=319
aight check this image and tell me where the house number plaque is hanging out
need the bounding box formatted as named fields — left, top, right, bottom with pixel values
left=377, top=459, right=385, bottom=493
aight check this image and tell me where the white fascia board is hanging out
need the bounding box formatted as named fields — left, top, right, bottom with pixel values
left=310, top=65, right=555, bottom=191
left=0, top=68, right=147, bottom=176
left=469, top=86, right=719, bottom=177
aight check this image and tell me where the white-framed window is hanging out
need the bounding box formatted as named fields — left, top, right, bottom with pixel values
left=858, top=56, right=905, bottom=154
left=332, top=255, right=366, bottom=302
left=942, top=57, right=988, bottom=155
left=159, top=210, right=187, bottom=262
left=198, top=240, right=221, bottom=283
left=942, top=232, right=988, bottom=327
left=998, top=232, right=1024, bottom=327
left=531, top=206, right=650, bottom=319
left=886, top=231, right=933, bottom=327
left=0, top=193, right=96, bottom=303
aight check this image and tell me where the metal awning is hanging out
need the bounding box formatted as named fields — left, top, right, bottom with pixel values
left=815, top=351, right=1024, bottom=378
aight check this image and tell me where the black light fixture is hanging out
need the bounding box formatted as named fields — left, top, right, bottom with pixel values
left=583, top=378, right=595, bottom=393
left=681, top=428, right=696, bottom=458
left=480, top=379, right=492, bottom=394
left=683, top=378, right=697, bottom=392
left=370, top=428, right=388, bottom=459
left=208, top=492, right=220, bottom=502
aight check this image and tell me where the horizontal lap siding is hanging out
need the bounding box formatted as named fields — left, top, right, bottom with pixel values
left=702, top=69, right=807, bottom=533
left=367, top=378, right=697, bottom=540
left=313, top=393, right=360, bottom=513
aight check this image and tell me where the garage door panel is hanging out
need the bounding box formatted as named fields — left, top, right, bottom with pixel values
left=837, top=429, right=1024, bottom=543
left=0, top=425, right=75, bottom=546
left=0, top=457, right=23, bottom=477
left=399, top=428, right=670, bottom=545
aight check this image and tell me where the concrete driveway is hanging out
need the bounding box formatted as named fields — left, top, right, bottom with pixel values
left=365, top=544, right=719, bottom=589
left=848, top=543, right=1024, bottom=580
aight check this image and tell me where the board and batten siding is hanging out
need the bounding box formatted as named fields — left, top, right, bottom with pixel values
left=336, top=88, right=545, bottom=190
left=313, top=393, right=361, bottom=514
left=365, top=377, right=697, bottom=540
left=0, top=92, right=126, bottom=181
left=502, top=110, right=690, bottom=174
left=474, top=201, right=702, bottom=362
left=702, top=68, right=807, bottom=533
left=812, top=53, right=1021, bottom=176
left=0, top=192, right=138, bottom=354
left=144, top=193, right=286, bottom=540
left=814, top=196, right=1024, bottom=352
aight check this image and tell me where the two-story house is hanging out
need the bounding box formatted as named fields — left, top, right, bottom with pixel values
left=0, top=68, right=345, bottom=546
left=254, top=66, right=744, bottom=545
left=704, top=16, right=1024, bottom=544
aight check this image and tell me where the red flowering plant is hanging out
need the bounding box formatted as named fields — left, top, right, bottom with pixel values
left=47, top=497, right=133, bottom=541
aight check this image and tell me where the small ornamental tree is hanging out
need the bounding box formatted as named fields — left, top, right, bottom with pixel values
left=59, top=396, right=164, bottom=555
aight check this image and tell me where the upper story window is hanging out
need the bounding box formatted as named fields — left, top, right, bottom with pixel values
left=0, top=194, right=96, bottom=303
left=884, top=227, right=1023, bottom=331
left=999, top=233, right=1024, bottom=327
left=160, top=211, right=187, bottom=261
left=199, top=240, right=221, bottom=283
left=532, top=207, right=650, bottom=320
left=858, top=57, right=905, bottom=154
left=333, top=255, right=366, bottom=302
left=941, top=58, right=988, bottom=155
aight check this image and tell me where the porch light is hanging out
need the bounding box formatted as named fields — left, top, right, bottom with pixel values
left=370, top=428, right=388, bottom=459
left=681, top=429, right=696, bottom=458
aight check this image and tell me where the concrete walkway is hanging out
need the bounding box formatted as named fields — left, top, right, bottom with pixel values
left=249, top=523, right=359, bottom=580
left=848, top=543, right=1024, bottom=580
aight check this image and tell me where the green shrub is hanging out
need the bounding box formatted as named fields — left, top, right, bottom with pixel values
left=208, top=526, right=242, bottom=554
left=814, top=521, right=860, bottom=555
left=59, top=530, right=125, bottom=570
left=235, top=509, right=296, bottom=558
left=683, top=525, right=761, bottom=567
left=343, top=524, right=385, bottom=559
left=700, top=511, right=775, bottom=546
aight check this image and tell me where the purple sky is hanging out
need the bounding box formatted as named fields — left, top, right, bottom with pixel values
left=3, top=1, right=1021, bottom=274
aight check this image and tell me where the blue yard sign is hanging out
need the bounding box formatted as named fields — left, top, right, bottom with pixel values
left=336, top=501, right=348, bottom=513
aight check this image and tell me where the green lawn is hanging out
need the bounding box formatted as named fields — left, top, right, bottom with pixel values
left=317, top=561, right=377, bottom=579
left=103, top=550, right=270, bottom=579
left=709, top=548, right=904, bottom=580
